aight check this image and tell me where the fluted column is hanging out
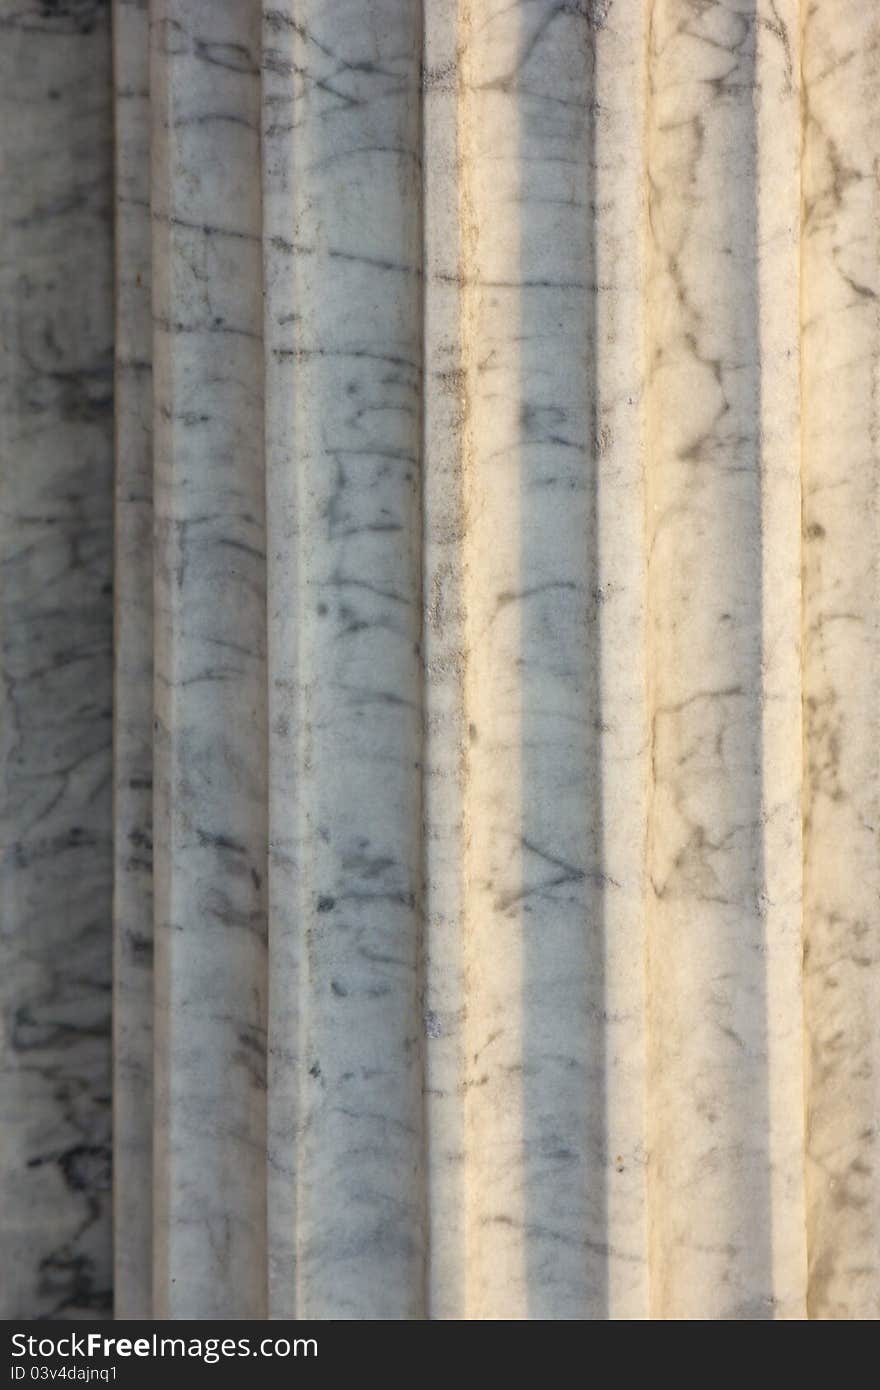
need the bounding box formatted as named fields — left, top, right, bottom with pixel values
left=3, top=0, right=880, bottom=1324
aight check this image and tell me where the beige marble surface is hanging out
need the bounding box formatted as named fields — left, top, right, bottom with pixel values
left=644, top=0, right=802, bottom=1318
left=801, top=0, right=880, bottom=1321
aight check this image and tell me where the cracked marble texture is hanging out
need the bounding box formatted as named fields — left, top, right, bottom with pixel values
left=801, top=0, right=880, bottom=1322
left=150, top=0, right=268, bottom=1321
left=112, top=0, right=153, bottom=1322
left=0, top=0, right=114, bottom=1319
left=1, top=0, right=879, bottom=1320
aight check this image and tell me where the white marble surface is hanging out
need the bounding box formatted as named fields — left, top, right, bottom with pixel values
left=262, top=0, right=425, bottom=1320
left=1, top=0, right=878, bottom=1321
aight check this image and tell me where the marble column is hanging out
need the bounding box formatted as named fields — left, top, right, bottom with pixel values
left=1, top=0, right=879, bottom=1321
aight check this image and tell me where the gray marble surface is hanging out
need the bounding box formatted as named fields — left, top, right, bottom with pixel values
left=262, top=0, right=425, bottom=1320
left=0, top=0, right=114, bottom=1320
left=112, top=0, right=153, bottom=1323
left=151, top=0, right=268, bottom=1321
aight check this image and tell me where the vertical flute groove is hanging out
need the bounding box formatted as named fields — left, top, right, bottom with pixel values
left=422, top=0, right=468, bottom=1319
left=644, top=0, right=774, bottom=1318
left=754, top=0, right=807, bottom=1319
left=112, top=0, right=154, bottom=1321
left=458, top=0, right=604, bottom=1319
left=151, top=0, right=268, bottom=1320
left=594, top=0, right=650, bottom=1319
left=801, top=0, right=880, bottom=1320
left=263, top=1, right=426, bottom=1318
